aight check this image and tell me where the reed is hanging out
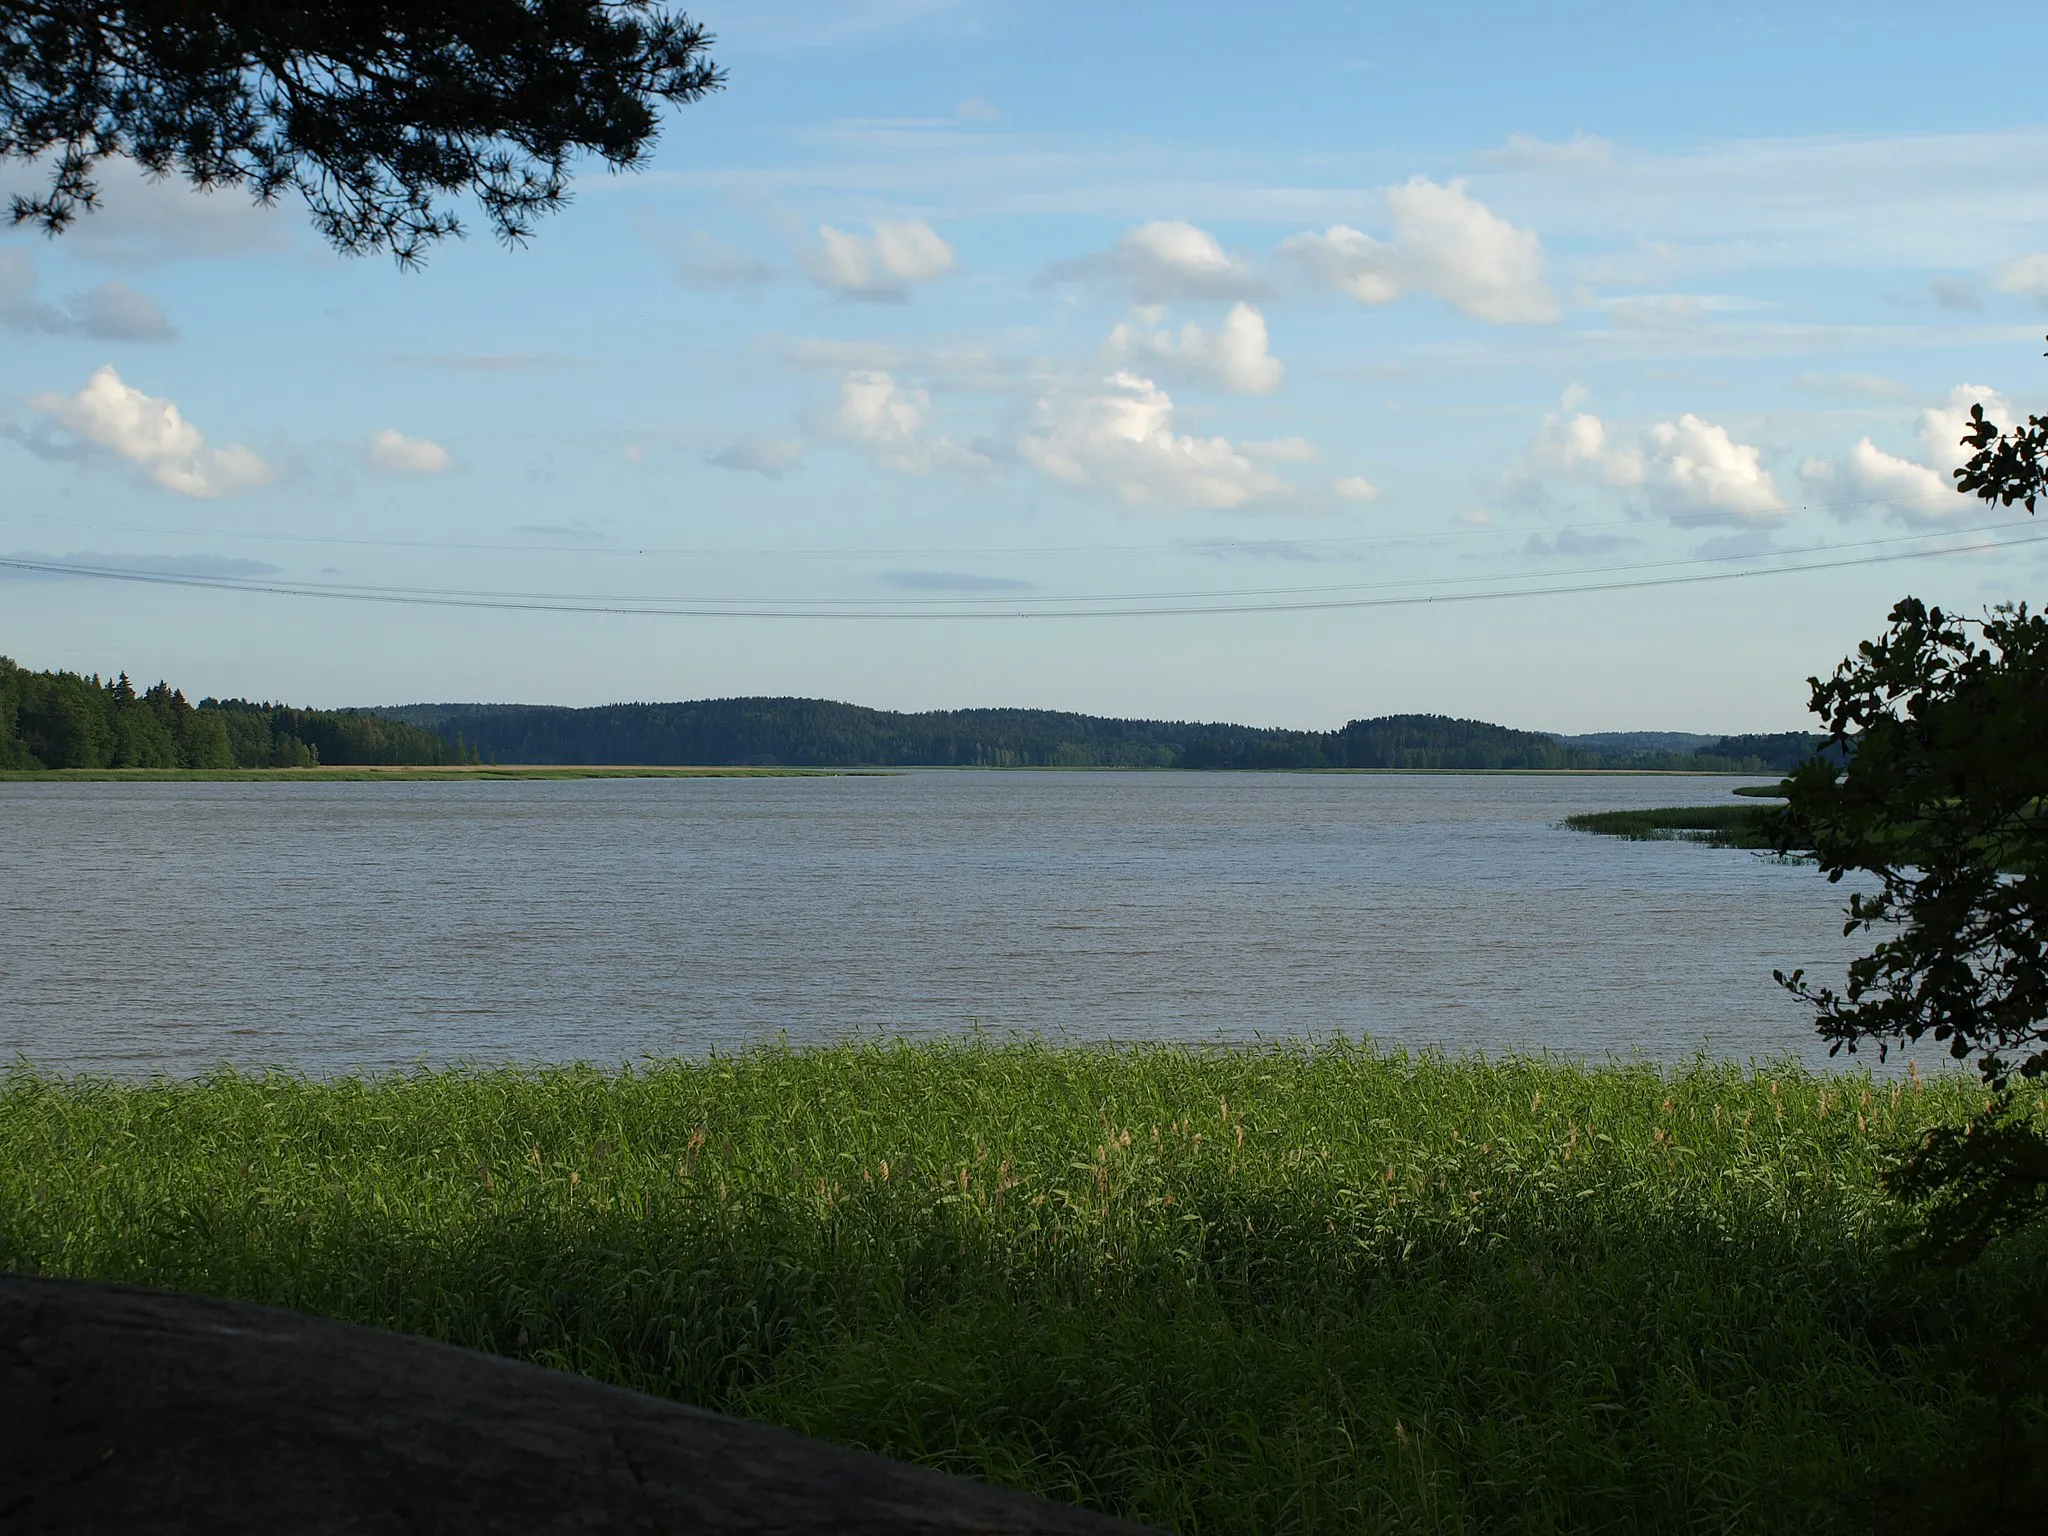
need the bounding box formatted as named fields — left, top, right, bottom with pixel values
left=0, top=1041, right=2029, bottom=1533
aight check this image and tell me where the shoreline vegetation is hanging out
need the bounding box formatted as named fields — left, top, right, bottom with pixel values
left=3, top=1040, right=2032, bottom=1532
left=0, top=764, right=855, bottom=782
left=1563, top=803, right=1784, bottom=849
left=4, top=655, right=1820, bottom=774
left=0, top=764, right=1775, bottom=783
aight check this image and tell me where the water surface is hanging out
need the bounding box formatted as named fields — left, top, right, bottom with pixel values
left=0, top=772, right=1872, bottom=1075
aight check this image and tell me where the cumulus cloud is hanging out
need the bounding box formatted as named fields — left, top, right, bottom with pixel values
left=1533, top=409, right=1783, bottom=524
left=368, top=428, right=450, bottom=474
left=0, top=251, right=175, bottom=340
left=1279, top=178, right=1557, bottom=324
left=1274, top=223, right=1402, bottom=304
left=1106, top=302, right=1283, bottom=394
left=1994, top=254, right=2048, bottom=301
left=29, top=365, right=270, bottom=497
left=1643, top=415, right=1783, bottom=522
left=826, top=370, right=984, bottom=474
left=1534, top=411, right=1643, bottom=485
left=708, top=435, right=804, bottom=478
left=1046, top=220, right=1261, bottom=302
left=800, top=219, right=955, bottom=299
left=1811, top=384, right=2013, bottom=521
left=1841, top=438, right=1949, bottom=509
left=1331, top=475, right=1379, bottom=502
left=1019, top=371, right=1291, bottom=510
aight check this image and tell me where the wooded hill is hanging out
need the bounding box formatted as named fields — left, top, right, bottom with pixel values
left=1, top=654, right=1820, bottom=773
left=381, top=698, right=1822, bottom=773
left=0, top=657, right=454, bottom=770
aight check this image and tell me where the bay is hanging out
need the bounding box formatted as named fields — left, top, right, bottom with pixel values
left=0, top=772, right=1871, bottom=1076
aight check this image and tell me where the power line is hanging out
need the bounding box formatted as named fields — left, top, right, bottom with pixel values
left=0, top=491, right=1989, bottom=565
left=3, top=526, right=2043, bottom=620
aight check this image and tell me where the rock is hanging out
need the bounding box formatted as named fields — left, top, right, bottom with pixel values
left=0, top=1274, right=1158, bottom=1535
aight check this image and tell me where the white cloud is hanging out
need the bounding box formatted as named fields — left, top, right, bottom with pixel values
left=1479, top=132, right=1617, bottom=171
left=1813, top=384, right=2012, bottom=522
left=1331, top=475, right=1379, bottom=502
left=1994, top=253, right=2048, bottom=300
left=1842, top=438, right=1949, bottom=510
left=801, top=219, right=955, bottom=299
left=0, top=157, right=290, bottom=264
left=29, top=365, right=270, bottom=497
left=1534, top=411, right=1643, bottom=485
left=1533, top=409, right=1782, bottom=523
left=1019, top=371, right=1291, bottom=510
left=1274, top=224, right=1401, bottom=304
left=1278, top=178, right=1557, bottom=323
left=708, top=436, right=804, bottom=478
left=826, top=369, right=983, bottom=474
left=1046, top=220, right=1261, bottom=302
left=1644, top=414, right=1783, bottom=522
left=1242, top=437, right=1318, bottom=462
left=1917, top=384, right=2011, bottom=477
left=1106, top=302, right=1283, bottom=395
left=368, top=428, right=450, bottom=474
left=0, top=252, right=175, bottom=340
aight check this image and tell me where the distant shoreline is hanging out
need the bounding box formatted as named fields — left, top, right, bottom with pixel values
left=0, top=764, right=1774, bottom=782
left=0, top=765, right=862, bottom=782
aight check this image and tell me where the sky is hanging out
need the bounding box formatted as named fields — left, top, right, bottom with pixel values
left=5, top=0, right=2048, bottom=733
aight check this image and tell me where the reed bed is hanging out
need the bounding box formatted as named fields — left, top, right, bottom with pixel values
left=0, top=1042, right=2025, bottom=1533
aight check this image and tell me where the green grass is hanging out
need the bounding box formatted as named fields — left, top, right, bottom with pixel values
left=1564, top=804, right=1782, bottom=848
left=0, top=1042, right=2032, bottom=1532
left=0, top=765, right=859, bottom=782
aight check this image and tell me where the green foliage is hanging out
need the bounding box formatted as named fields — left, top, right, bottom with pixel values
left=0, top=656, right=447, bottom=768
left=1563, top=803, right=1782, bottom=848
left=0, top=1042, right=2026, bottom=1534
left=1772, top=592, right=2048, bottom=1530
left=0, top=656, right=231, bottom=769
left=1775, top=599, right=2048, bottom=1086
left=3, top=0, right=722, bottom=263
left=200, top=698, right=450, bottom=767
left=384, top=697, right=1816, bottom=771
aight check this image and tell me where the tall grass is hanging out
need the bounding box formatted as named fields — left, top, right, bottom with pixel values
left=1562, top=804, right=1779, bottom=848
left=0, top=1042, right=2027, bottom=1533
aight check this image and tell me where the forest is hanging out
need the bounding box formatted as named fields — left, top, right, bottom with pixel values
left=384, top=697, right=1823, bottom=772
left=1, top=656, right=1822, bottom=773
left=0, top=657, right=454, bottom=770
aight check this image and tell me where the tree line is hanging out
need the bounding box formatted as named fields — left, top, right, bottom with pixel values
left=382, top=697, right=1821, bottom=772
left=0, top=657, right=455, bottom=769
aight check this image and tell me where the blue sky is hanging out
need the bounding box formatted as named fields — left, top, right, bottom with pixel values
left=5, top=0, right=2048, bottom=732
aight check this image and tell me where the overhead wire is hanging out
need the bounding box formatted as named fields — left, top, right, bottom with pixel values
left=0, top=491, right=1989, bottom=564
left=3, top=522, right=2043, bottom=620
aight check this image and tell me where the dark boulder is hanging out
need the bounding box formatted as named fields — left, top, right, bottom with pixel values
left=0, top=1274, right=1157, bottom=1535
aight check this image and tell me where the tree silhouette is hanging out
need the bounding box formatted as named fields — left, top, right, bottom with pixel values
left=2, top=0, right=721, bottom=263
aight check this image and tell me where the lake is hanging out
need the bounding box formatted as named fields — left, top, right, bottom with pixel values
left=1, top=772, right=1876, bottom=1077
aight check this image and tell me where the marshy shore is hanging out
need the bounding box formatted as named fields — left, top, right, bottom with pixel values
left=0, top=1041, right=2027, bottom=1532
